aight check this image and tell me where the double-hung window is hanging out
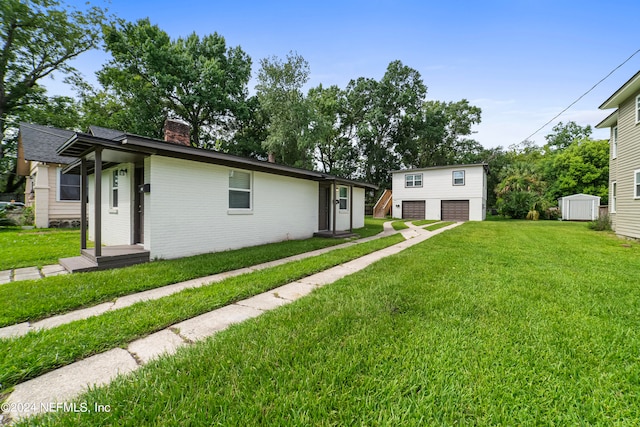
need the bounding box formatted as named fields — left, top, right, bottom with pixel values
left=611, top=181, right=617, bottom=213
left=405, top=174, right=423, bottom=188
left=338, top=186, right=349, bottom=210
left=636, top=95, right=640, bottom=124
left=229, top=170, right=252, bottom=210
left=452, top=170, right=465, bottom=186
left=57, top=168, right=81, bottom=201
left=110, top=170, right=119, bottom=209
left=612, top=126, right=618, bottom=159
left=635, top=170, right=640, bottom=199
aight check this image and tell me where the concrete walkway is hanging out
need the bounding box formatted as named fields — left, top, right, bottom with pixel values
left=2, top=221, right=461, bottom=423
left=0, top=264, right=68, bottom=285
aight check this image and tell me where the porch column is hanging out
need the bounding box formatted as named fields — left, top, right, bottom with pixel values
left=332, top=180, right=337, bottom=236
left=94, top=147, right=102, bottom=257
left=349, top=185, right=353, bottom=233
left=80, top=158, right=87, bottom=250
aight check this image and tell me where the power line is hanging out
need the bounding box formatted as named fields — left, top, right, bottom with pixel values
left=522, top=48, right=640, bottom=143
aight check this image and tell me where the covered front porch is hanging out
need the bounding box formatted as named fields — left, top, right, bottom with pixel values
left=57, top=134, right=151, bottom=273
left=59, top=245, right=150, bottom=273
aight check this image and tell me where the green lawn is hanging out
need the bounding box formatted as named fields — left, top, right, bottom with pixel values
left=20, top=221, right=640, bottom=426
left=0, top=234, right=405, bottom=390
left=424, top=221, right=455, bottom=231
left=0, top=228, right=82, bottom=270
left=0, top=218, right=387, bottom=326
left=412, top=219, right=439, bottom=226
left=391, top=220, right=409, bottom=230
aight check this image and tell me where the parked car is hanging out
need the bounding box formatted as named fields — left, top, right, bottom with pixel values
left=0, top=201, right=25, bottom=211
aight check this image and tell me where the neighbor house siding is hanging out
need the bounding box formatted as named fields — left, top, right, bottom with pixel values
left=391, top=165, right=486, bottom=221
left=49, top=166, right=81, bottom=220
left=147, top=156, right=319, bottom=260
left=609, top=125, right=618, bottom=230
left=614, top=90, right=640, bottom=239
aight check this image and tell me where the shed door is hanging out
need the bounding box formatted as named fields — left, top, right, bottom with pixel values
left=442, top=200, right=469, bottom=221
left=402, top=201, right=425, bottom=219
left=568, top=200, right=594, bottom=220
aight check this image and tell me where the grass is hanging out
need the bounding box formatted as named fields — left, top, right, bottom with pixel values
left=391, top=220, right=409, bottom=230
left=19, top=221, right=640, bottom=426
left=424, top=221, right=455, bottom=231
left=0, top=216, right=387, bottom=327
left=0, top=234, right=405, bottom=390
left=356, top=216, right=391, bottom=238
left=412, top=219, right=439, bottom=226
left=0, top=228, right=83, bottom=270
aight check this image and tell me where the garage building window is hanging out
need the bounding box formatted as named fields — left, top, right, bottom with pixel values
left=405, top=174, right=423, bottom=188
left=452, top=170, right=465, bottom=186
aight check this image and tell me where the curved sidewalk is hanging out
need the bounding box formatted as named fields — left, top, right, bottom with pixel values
left=2, top=221, right=461, bottom=423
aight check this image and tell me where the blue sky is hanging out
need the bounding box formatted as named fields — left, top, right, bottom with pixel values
left=47, top=0, right=640, bottom=148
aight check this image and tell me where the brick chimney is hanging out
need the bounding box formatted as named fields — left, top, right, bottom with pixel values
left=163, top=119, right=191, bottom=146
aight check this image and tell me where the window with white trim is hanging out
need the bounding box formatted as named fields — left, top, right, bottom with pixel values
left=110, top=170, right=119, bottom=209
left=452, top=170, right=465, bottom=186
left=57, top=168, right=80, bottom=201
left=405, top=174, right=423, bottom=188
left=635, top=170, right=640, bottom=199
left=636, top=95, right=640, bottom=124
left=611, top=181, right=617, bottom=213
left=338, top=186, right=349, bottom=210
left=229, top=170, right=252, bottom=209
left=612, top=126, right=618, bottom=159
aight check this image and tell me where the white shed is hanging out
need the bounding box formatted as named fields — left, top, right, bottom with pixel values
left=559, top=194, right=600, bottom=221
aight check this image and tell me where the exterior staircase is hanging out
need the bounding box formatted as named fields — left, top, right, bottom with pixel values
left=373, top=189, right=393, bottom=218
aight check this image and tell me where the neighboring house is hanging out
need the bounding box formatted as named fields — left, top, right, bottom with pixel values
left=16, top=123, right=80, bottom=228
left=56, top=120, right=375, bottom=271
left=596, top=70, right=640, bottom=239
left=390, top=164, right=488, bottom=221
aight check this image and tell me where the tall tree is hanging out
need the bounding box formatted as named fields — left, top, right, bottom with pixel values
left=306, top=84, right=357, bottom=177
left=95, top=18, right=252, bottom=146
left=398, top=99, right=482, bottom=168
left=544, top=121, right=592, bottom=152
left=255, top=51, right=312, bottom=168
left=345, top=60, right=427, bottom=188
left=0, top=0, right=105, bottom=193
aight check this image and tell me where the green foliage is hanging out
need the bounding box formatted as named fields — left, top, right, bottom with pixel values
left=543, top=137, right=609, bottom=204
left=0, top=208, right=17, bottom=227
left=256, top=51, right=312, bottom=168
left=89, top=18, right=252, bottom=146
left=544, top=121, right=592, bottom=152
left=0, top=0, right=105, bottom=193
left=588, top=214, right=612, bottom=231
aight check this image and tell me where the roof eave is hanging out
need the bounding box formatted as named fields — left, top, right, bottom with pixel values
left=599, top=70, right=640, bottom=110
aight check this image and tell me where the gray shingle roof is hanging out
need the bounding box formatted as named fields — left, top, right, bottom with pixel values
left=88, top=125, right=126, bottom=140
left=19, top=123, right=76, bottom=164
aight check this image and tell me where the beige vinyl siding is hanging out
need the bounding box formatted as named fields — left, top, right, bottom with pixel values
left=49, top=166, right=81, bottom=220
left=609, top=126, right=618, bottom=230
left=613, top=89, right=640, bottom=239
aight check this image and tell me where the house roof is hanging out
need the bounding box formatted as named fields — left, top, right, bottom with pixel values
left=88, top=125, right=126, bottom=140
left=595, top=110, right=618, bottom=129
left=18, top=123, right=77, bottom=164
left=390, top=163, right=489, bottom=174
left=599, top=70, right=640, bottom=110
left=57, top=131, right=378, bottom=189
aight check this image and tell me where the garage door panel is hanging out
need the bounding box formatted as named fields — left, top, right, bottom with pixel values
left=442, top=200, right=469, bottom=221
left=402, top=201, right=425, bottom=219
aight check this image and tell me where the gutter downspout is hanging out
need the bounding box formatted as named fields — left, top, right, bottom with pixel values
left=349, top=185, right=353, bottom=233
left=80, top=158, right=87, bottom=250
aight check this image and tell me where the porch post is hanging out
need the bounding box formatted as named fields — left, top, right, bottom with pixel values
left=94, top=147, right=102, bottom=257
left=80, top=158, right=87, bottom=250
left=332, top=180, right=337, bottom=236
left=349, top=185, right=353, bottom=233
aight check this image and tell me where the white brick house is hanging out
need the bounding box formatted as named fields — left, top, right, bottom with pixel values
left=56, top=121, right=374, bottom=268
left=391, top=164, right=488, bottom=221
